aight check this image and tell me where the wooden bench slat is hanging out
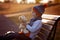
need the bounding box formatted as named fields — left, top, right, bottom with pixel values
left=42, top=14, right=60, bottom=20
left=42, top=24, right=53, bottom=31
left=35, top=35, right=43, bottom=40
left=36, top=24, right=53, bottom=39
left=37, top=32, right=47, bottom=40
left=35, top=14, right=60, bottom=40
left=35, top=24, right=53, bottom=40
left=42, top=19, right=55, bottom=25
left=40, top=28, right=50, bottom=36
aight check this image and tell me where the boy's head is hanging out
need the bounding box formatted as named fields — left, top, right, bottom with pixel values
left=33, top=5, right=45, bottom=17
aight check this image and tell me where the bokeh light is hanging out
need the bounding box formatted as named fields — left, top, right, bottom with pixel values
left=16, top=0, right=22, bottom=3
left=26, top=0, right=36, bottom=4
left=0, top=0, right=4, bottom=2
left=40, top=0, right=54, bottom=3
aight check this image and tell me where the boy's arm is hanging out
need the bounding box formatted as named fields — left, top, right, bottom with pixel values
left=26, top=20, right=42, bottom=32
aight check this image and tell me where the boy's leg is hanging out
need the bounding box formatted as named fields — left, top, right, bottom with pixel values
left=3, top=33, right=31, bottom=40
left=4, top=33, right=20, bottom=40
left=0, top=36, right=3, bottom=40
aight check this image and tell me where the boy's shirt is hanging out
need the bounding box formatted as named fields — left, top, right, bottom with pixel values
left=26, top=19, right=42, bottom=39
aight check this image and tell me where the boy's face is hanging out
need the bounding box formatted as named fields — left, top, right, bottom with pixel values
left=36, top=12, right=42, bottom=17
left=32, top=11, right=42, bottom=18
left=32, top=12, right=37, bottom=18
left=33, top=8, right=42, bottom=18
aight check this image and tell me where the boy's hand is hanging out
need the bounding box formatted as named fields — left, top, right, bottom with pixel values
left=22, top=23, right=27, bottom=27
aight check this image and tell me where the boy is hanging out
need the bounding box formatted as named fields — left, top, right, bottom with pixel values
left=2, top=4, right=45, bottom=40
left=25, top=5, right=45, bottom=40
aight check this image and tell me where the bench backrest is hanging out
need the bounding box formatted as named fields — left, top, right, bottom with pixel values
left=35, top=14, right=60, bottom=40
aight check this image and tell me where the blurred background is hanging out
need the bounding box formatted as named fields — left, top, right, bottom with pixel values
left=0, top=0, right=60, bottom=15
left=0, top=0, right=60, bottom=40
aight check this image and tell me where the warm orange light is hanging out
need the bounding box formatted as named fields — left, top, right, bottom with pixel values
left=16, top=0, right=22, bottom=3
left=26, top=0, right=36, bottom=4
left=40, top=0, right=54, bottom=3
left=42, top=14, right=60, bottom=19
left=0, top=0, right=4, bottom=2
left=40, top=0, right=49, bottom=3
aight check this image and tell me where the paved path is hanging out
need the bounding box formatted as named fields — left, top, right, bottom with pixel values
left=0, top=15, right=20, bottom=36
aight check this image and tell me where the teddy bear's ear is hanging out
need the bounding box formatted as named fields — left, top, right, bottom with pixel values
left=18, top=15, right=27, bottom=22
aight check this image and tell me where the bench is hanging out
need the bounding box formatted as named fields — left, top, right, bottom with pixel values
left=34, top=14, right=60, bottom=40
left=0, top=14, right=59, bottom=40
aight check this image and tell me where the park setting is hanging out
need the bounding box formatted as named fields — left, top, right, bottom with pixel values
left=0, top=0, right=60, bottom=40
